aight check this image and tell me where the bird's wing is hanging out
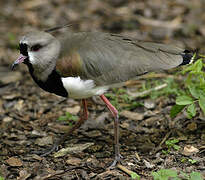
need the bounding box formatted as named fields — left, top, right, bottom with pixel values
left=56, top=32, right=191, bottom=86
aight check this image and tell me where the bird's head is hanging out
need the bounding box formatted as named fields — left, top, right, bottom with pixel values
left=12, top=31, right=61, bottom=73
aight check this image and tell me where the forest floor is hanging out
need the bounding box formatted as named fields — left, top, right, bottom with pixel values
left=0, top=0, right=205, bottom=179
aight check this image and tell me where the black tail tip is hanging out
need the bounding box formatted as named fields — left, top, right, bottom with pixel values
left=180, top=50, right=194, bottom=66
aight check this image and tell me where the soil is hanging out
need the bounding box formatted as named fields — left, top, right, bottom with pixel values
left=0, top=0, right=205, bottom=179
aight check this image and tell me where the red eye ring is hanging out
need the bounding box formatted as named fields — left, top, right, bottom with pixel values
left=31, top=44, right=42, bottom=52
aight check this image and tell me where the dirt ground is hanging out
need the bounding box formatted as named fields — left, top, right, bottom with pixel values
left=1, top=0, right=205, bottom=179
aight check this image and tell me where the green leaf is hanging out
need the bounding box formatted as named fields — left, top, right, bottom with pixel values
left=162, top=150, right=169, bottom=155
left=182, top=63, right=194, bottom=74
left=188, top=85, right=200, bottom=99
left=187, top=103, right=196, bottom=118
left=70, top=116, right=78, bottom=121
left=165, top=139, right=179, bottom=150
left=173, top=144, right=180, bottom=151
left=131, top=172, right=140, bottom=180
left=179, top=172, right=189, bottom=179
left=176, top=96, right=193, bottom=105
left=199, top=96, right=205, bottom=115
left=58, top=116, right=68, bottom=121
left=188, top=159, right=198, bottom=164
left=170, top=105, right=185, bottom=118
left=172, top=178, right=181, bottom=180
left=194, top=59, right=203, bottom=72
left=152, top=172, right=161, bottom=180
left=152, top=169, right=177, bottom=180
left=160, top=169, right=177, bottom=177
left=66, top=112, right=72, bottom=118
left=190, top=172, right=203, bottom=180
left=182, top=59, right=203, bottom=74
left=166, top=139, right=179, bottom=145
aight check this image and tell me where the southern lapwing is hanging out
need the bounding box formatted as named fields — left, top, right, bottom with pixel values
left=12, top=28, right=193, bottom=167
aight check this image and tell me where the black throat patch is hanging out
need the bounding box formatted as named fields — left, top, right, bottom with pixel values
left=27, top=63, right=68, bottom=97
left=19, top=43, right=68, bottom=97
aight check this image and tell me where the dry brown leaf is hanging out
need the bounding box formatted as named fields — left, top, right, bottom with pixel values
left=66, top=157, right=81, bottom=166
left=144, top=99, right=155, bottom=109
left=6, top=157, right=23, bottom=167
left=14, top=100, right=24, bottom=111
left=2, top=117, right=13, bottom=122
left=17, top=170, right=31, bottom=180
left=121, top=110, right=144, bottom=121
left=182, top=145, right=199, bottom=156
left=65, top=105, right=81, bottom=115
left=143, top=159, right=155, bottom=168
left=35, top=136, right=53, bottom=146
left=187, top=122, right=197, bottom=131
left=22, top=0, right=48, bottom=9
left=85, top=130, right=102, bottom=138
left=54, top=142, right=94, bottom=158
left=120, top=122, right=129, bottom=129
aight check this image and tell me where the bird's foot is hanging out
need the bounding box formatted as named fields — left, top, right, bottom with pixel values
left=108, top=154, right=123, bottom=169
left=32, top=143, right=59, bottom=157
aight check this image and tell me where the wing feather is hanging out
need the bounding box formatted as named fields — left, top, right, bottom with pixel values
left=56, top=32, right=187, bottom=86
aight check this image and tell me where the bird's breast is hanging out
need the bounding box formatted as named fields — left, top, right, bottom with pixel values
left=61, top=76, right=108, bottom=99
left=27, top=64, right=68, bottom=97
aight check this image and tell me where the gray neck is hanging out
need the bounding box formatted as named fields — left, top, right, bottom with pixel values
left=32, top=62, right=56, bottom=82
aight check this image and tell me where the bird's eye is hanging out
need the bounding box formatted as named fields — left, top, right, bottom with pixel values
left=31, top=44, right=42, bottom=52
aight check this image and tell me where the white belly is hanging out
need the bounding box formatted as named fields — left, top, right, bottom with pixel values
left=61, top=77, right=108, bottom=99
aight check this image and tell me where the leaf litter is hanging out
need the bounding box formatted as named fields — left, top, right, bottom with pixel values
left=0, top=0, right=205, bottom=179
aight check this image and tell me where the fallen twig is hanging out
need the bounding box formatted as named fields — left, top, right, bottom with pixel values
left=135, top=152, right=141, bottom=161
left=117, top=164, right=140, bottom=179
left=135, top=15, right=182, bottom=30
left=127, top=83, right=167, bottom=99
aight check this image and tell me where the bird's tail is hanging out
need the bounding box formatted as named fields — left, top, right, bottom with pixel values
left=180, top=50, right=195, bottom=66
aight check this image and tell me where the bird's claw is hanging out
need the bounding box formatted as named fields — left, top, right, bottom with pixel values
left=108, top=153, right=123, bottom=169
left=32, top=144, right=59, bottom=157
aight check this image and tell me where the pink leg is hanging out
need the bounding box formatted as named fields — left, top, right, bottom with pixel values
left=41, top=99, right=88, bottom=156
left=64, top=99, right=88, bottom=133
left=56, top=99, right=88, bottom=144
left=100, top=95, right=122, bottom=167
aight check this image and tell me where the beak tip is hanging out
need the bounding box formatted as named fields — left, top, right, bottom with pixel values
left=11, top=63, right=17, bottom=70
left=11, top=54, right=27, bottom=70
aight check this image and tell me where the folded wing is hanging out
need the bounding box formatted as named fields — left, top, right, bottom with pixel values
left=56, top=32, right=192, bottom=86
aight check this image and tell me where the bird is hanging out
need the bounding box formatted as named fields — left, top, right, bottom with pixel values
left=12, top=27, right=193, bottom=167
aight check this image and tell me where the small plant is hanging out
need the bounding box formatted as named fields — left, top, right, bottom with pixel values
left=152, top=169, right=177, bottom=180
left=180, top=157, right=198, bottom=165
left=105, top=92, right=121, bottom=110
left=58, top=112, right=78, bottom=126
left=152, top=169, right=203, bottom=180
left=188, top=158, right=198, bottom=164
left=171, top=56, right=205, bottom=118
left=189, top=172, right=203, bottom=180
left=0, top=176, right=4, bottom=180
left=131, top=172, right=140, bottom=180
left=150, top=77, right=182, bottom=99
left=165, top=138, right=180, bottom=152
left=105, top=88, right=133, bottom=111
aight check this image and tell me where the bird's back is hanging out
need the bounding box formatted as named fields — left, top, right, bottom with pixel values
left=56, top=32, right=192, bottom=86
